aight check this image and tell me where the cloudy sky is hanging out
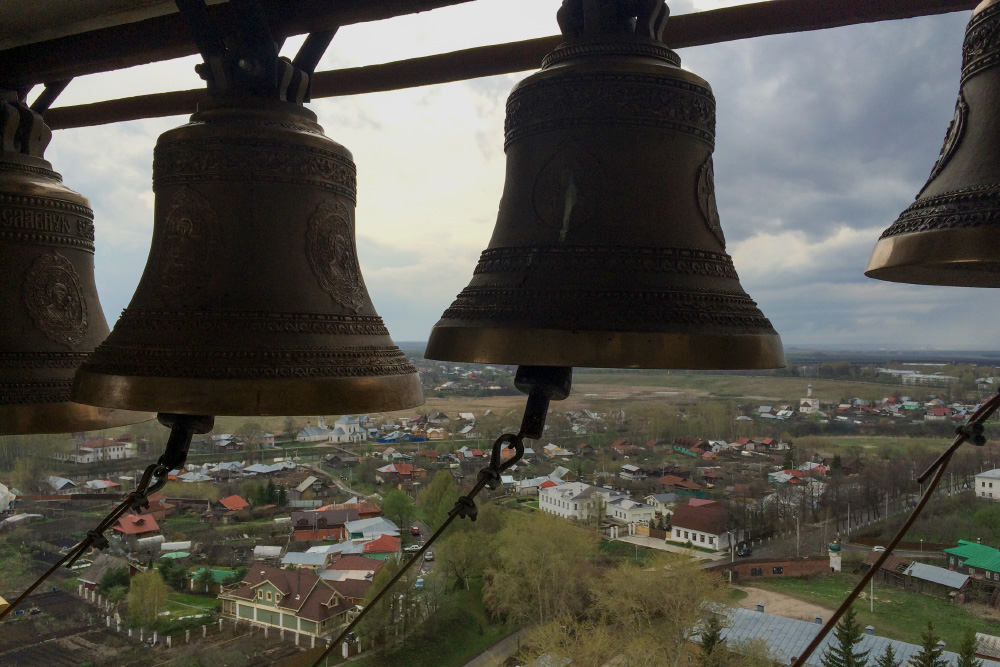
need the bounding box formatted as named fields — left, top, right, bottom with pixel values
left=37, top=0, right=1000, bottom=351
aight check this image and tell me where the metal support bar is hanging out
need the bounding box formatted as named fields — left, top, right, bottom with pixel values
left=43, top=0, right=976, bottom=131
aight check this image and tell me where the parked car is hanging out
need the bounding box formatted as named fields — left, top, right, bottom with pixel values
left=736, top=547, right=753, bottom=557
left=424, top=551, right=434, bottom=562
left=414, top=578, right=424, bottom=589
left=404, top=544, right=421, bottom=553
left=873, top=546, right=886, bottom=552
left=411, top=526, right=421, bottom=536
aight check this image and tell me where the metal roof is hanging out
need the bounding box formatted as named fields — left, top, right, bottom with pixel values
left=904, top=562, right=969, bottom=590
left=702, top=608, right=1000, bottom=667
left=975, top=469, right=1000, bottom=480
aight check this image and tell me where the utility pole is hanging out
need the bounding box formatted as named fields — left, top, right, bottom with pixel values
left=795, top=515, right=800, bottom=558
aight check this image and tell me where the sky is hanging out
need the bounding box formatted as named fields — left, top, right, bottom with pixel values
left=35, top=0, right=1000, bottom=351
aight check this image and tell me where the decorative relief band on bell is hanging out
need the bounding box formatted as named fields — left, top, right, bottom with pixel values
left=307, top=199, right=366, bottom=312
left=79, top=346, right=417, bottom=379
left=442, top=286, right=775, bottom=333
left=112, top=311, right=390, bottom=336
left=919, top=90, right=968, bottom=196
left=962, top=0, right=1000, bottom=82
left=0, top=194, right=96, bottom=251
left=541, top=40, right=681, bottom=68
left=0, top=161, right=63, bottom=181
left=472, top=246, right=739, bottom=279
left=183, top=117, right=327, bottom=138
left=505, top=73, right=716, bottom=146
left=0, top=380, right=73, bottom=404
left=154, top=139, right=357, bottom=200
left=878, top=183, right=1000, bottom=238
left=0, top=352, right=91, bottom=369
left=23, top=252, right=88, bottom=348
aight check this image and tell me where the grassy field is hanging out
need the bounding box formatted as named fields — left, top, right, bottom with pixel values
left=742, top=573, right=999, bottom=646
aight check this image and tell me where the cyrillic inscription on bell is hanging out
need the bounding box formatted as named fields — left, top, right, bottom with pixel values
left=866, top=0, right=1000, bottom=286
left=426, top=0, right=784, bottom=370
left=72, top=97, right=423, bottom=416
left=0, top=93, right=152, bottom=434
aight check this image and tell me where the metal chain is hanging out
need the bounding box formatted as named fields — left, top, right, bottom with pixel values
left=791, top=393, right=1000, bottom=667
left=0, top=413, right=212, bottom=621
left=308, top=431, right=526, bottom=667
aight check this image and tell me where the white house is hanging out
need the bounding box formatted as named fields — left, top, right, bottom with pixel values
left=605, top=497, right=655, bottom=523
left=620, top=464, right=646, bottom=481
left=668, top=501, right=740, bottom=550
left=68, top=439, right=134, bottom=463
left=644, top=492, right=678, bottom=513
left=538, top=482, right=602, bottom=521
left=975, top=469, right=1000, bottom=500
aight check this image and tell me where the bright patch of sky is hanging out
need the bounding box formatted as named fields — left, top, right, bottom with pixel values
left=36, top=0, right=1000, bottom=350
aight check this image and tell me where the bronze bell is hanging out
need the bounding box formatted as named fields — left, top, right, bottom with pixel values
left=866, top=0, right=1000, bottom=286
left=72, top=96, right=423, bottom=415
left=0, top=93, right=152, bottom=434
left=426, top=0, right=784, bottom=369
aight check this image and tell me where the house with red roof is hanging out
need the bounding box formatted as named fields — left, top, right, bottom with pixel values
left=361, top=535, right=401, bottom=561
left=112, top=514, right=160, bottom=545
left=219, top=566, right=354, bottom=638
left=140, top=492, right=176, bottom=521
left=375, top=463, right=427, bottom=484
left=322, top=555, right=385, bottom=582
left=220, top=495, right=250, bottom=512
left=610, top=440, right=639, bottom=456
left=291, top=508, right=359, bottom=541
left=668, top=501, right=738, bottom=550
left=317, top=500, right=381, bottom=519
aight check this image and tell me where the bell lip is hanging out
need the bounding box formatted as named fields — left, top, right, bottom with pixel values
left=71, top=371, right=425, bottom=416
left=0, top=402, right=154, bottom=436
left=425, top=325, right=785, bottom=370
left=865, top=227, right=1000, bottom=287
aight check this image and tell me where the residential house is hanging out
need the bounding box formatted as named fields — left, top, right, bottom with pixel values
left=361, top=535, right=401, bottom=561
left=543, top=443, right=573, bottom=458
left=219, top=566, right=354, bottom=638
left=289, top=476, right=330, bottom=502
left=190, top=568, right=232, bottom=595
left=282, top=550, right=338, bottom=570
left=620, top=464, right=646, bottom=481
left=975, top=469, right=1000, bottom=500
left=375, top=463, right=427, bottom=484
left=112, top=514, right=160, bottom=545
left=344, top=517, right=399, bottom=540
left=68, top=438, right=134, bottom=463
left=611, top=440, right=639, bottom=457
left=79, top=553, right=131, bottom=591
left=253, top=545, right=284, bottom=564
left=575, top=443, right=595, bottom=456
left=605, top=497, right=655, bottom=524
left=318, top=500, right=381, bottom=519
left=645, top=493, right=678, bottom=514
left=46, top=476, right=77, bottom=494
left=211, top=434, right=243, bottom=452
left=426, top=427, right=446, bottom=440
left=668, top=501, right=737, bottom=550
left=321, top=555, right=385, bottom=582
left=539, top=482, right=602, bottom=521
left=291, top=509, right=359, bottom=541
left=427, top=411, right=450, bottom=425
left=944, top=540, right=1000, bottom=583
left=85, top=479, right=122, bottom=493
left=140, top=492, right=177, bottom=521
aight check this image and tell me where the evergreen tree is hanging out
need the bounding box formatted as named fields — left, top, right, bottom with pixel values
left=909, top=622, right=948, bottom=667
left=276, top=485, right=288, bottom=506
left=820, top=607, right=870, bottom=667
left=783, top=447, right=795, bottom=469
left=699, top=613, right=728, bottom=667
left=876, top=643, right=901, bottom=667
left=265, top=479, right=278, bottom=504
left=832, top=454, right=843, bottom=471
left=956, top=627, right=983, bottom=667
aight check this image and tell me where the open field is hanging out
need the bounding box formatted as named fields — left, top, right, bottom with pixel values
left=742, top=573, right=1000, bottom=647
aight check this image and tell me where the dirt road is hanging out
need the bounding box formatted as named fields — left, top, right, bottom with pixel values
left=735, top=587, right=835, bottom=622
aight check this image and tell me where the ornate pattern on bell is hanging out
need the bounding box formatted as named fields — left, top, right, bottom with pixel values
left=425, top=0, right=784, bottom=369
left=866, top=0, right=1000, bottom=286
left=72, top=97, right=423, bottom=415
left=0, top=94, right=152, bottom=434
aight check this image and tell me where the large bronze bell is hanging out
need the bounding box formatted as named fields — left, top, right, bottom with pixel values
left=426, top=0, right=783, bottom=369
left=0, top=93, right=152, bottom=434
left=866, top=0, right=1000, bottom=286
left=72, top=96, right=423, bottom=415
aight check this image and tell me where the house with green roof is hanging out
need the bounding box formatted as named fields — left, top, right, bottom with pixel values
left=190, top=568, right=234, bottom=595
left=944, top=540, right=1000, bottom=589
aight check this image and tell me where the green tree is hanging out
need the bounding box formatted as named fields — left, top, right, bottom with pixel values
left=194, top=568, right=215, bottom=593
left=483, top=511, right=598, bottom=625
left=158, top=559, right=187, bottom=591
left=876, top=644, right=901, bottom=667
left=956, top=628, right=983, bottom=667
left=265, top=479, right=278, bottom=504
left=820, top=607, right=870, bottom=667
left=383, top=489, right=416, bottom=531
left=909, top=623, right=948, bottom=667
left=699, top=613, right=728, bottom=667
left=224, top=566, right=248, bottom=587
left=128, top=570, right=169, bottom=626
left=418, top=471, right=459, bottom=529
left=97, top=567, right=131, bottom=596
left=437, top=529, right=488, bottom=590
left=10, top=456, right=47, bottom=494
left=276, top=485, right=288, bottom=507
left=357, top=558, right=404, bottom=646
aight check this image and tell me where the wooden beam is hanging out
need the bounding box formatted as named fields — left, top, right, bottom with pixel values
left=45, top=0, right=977, bottom=131
left=0, top=0, right=472, bottom=88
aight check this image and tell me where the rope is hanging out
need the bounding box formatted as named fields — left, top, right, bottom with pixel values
left=790, top=393, right=1000, bottom=667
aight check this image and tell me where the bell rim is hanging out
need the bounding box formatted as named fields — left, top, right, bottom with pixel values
left=425, top=325, right=785, bottom=370
left=71, top=371, right=425, bottom=416
left=0, top=401, right=154, bottom=436
left=865, top=226, right=1000, bottom=287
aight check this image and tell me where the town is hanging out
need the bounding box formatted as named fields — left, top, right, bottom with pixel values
left=2, top=358, right=1000, bottom=665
